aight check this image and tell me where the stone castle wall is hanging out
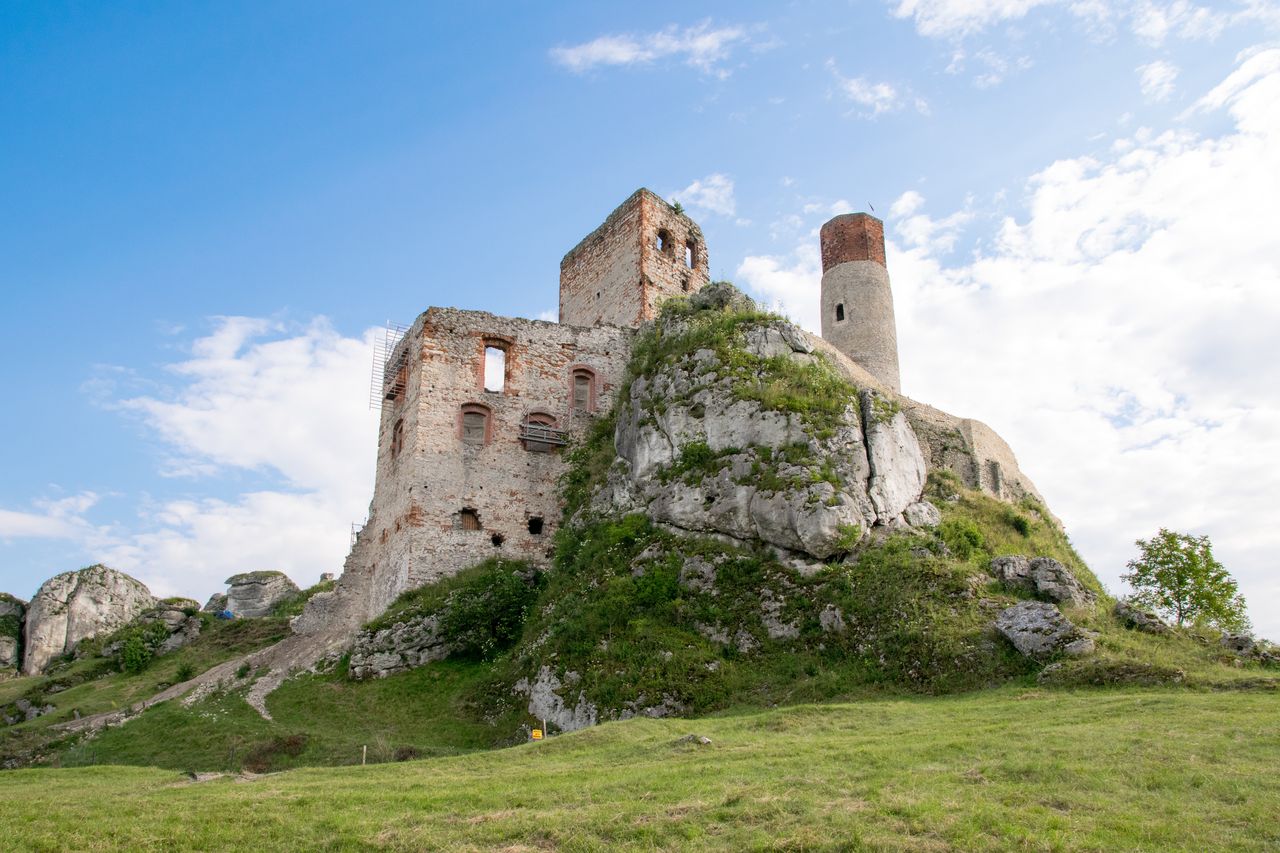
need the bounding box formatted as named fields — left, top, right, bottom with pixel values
left=335, top=308, right=633, bottom=617
left=559, top=189, right=710, bottom=327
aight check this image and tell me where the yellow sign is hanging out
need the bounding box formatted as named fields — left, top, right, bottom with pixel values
left=531, top=729, right=544, bottom=740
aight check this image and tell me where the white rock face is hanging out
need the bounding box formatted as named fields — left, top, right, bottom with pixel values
left=607, top=317, right=929, bottom=562
left=514, top=665, right=599, bottom=732
left=224, top=571, right=300, bottom=618
left=22, top=565, right=156, bottom=675
left=861, top=390, right=928, bottom=524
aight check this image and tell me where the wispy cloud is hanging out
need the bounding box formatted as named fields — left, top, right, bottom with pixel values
left=891, top=0, right=1276, bottom=44
left=827, top=60, right=929, bottom=117
left=550, top=21, right=750, bottom=77
left=1137, top=59, right=1179, bottom=101
left=670, top=173, right=737, bottom=216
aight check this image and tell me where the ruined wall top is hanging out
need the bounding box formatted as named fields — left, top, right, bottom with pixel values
left=559, top=188, right=710, bottom=328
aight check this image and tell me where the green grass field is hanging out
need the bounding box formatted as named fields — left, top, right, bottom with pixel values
left=1, top=687, right=1276, bottom=851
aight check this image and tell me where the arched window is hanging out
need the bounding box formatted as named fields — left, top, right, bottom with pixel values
left=459, top=403, right=491, bottom=446
left=390, top=419, right=405, bottom=458
left=656, top=229, right=672, bottom=256
left=685, top=239, right=697, bottom=268
left=570, top=368, right=596, bottom=413
left=835, top=303, right=845, bottom=322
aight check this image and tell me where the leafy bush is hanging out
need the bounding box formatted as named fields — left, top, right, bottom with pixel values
left=939, top=518, right=984, bottom=561
left=115, top=622, right=170, bottom=674
left=440, top=561, right=542, bottom=661
left=243, top=734, right=308, bottom=773
left=175, top=663, right=196, bottom=682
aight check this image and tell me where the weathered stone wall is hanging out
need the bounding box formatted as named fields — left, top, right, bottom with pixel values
left=559, top=188, right=710, bottom=328
left=315, top=308, right=634, bottom=623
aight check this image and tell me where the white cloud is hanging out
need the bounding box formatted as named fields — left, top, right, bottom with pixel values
left=0, top=319, right=382, bottom=600
left=550, top=21, right=749, bottom=77
left=1137, top=59, right=1179, bottom=101
left=947, top=47, right=1034, bottom=87
left=827, top=60, right=929, bottom=117
left=0, top=493, right=99, bottom=540
left=737, top=48, right=1280, bottom=638
left=670, top=173, right=737, bottom=216
left=891, top=0, right=1276, bottom=43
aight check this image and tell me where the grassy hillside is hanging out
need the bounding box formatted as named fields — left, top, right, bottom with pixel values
left=2, top=688, right=1277, bottom=851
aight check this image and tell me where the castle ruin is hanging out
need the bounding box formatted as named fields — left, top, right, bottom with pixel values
left=294, top=187, right=1033, bottom=636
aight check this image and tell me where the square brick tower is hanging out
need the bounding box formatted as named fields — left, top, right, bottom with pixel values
left=559, top=188, right=711, bottom=328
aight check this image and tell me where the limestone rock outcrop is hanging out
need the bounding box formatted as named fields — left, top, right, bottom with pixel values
left=348, top=614, right=450, bottom=680
left=144, top=600, right=203, bottom=653
left=1113, top=600, right=1170, bottom=635
left=223, top=571, right=299, bottom=618
left=0, top=594, right=26, bottom=671
left=604, top=310, right=930, bottom=562
left=989, top=556, right=1095, bottom=607
left=22, top=565, right=156, bottom=675
left=514, top=666, right=599, bottom=733
left=995, top=600, right=1095, bottom=660
left=202, top=593, right=228, bottom=613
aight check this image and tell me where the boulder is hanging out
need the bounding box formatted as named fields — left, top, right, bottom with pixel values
left=989, top=556, right=1095, bottom=607
left=994, top=600, right=1095, bottom=660
left=0, top=594, right=25, bottom=670
left=142, top=602, right=203, bottom=654
left=22, top=565, right=156, bottom=675
left=223, top=571, right=300, bottom=618
left=689, top=280, right=758, bottom=314
left=1113, top=600, right=1170, bottom=635
left=1221, top=633, right=1255, bottom=655
left=348, top=614, right=450, bottom=680
left=202, top=593, right=228, bottom=613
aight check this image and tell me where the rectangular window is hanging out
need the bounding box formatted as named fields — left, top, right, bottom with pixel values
left=484, top=346, right=506, bottom=392
left=462, top=411, right=487, bottom=445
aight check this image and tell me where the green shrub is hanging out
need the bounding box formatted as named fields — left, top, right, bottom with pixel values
left=939, top=518, right=984, bottom=561
left=439, top=561, right=543, bottom=661
left=175, top=663, right=196, bottom=682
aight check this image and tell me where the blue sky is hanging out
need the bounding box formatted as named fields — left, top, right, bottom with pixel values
left=3, top=1, right=1279, bottom=636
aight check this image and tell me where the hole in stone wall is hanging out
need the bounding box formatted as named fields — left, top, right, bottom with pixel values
left=527, top=516, right=544, bottom=535
left=681, top=276, right=690, bottom=292
left=491, top=533, right=505, bottom=547
left=484, top=346, right=506, bottom=392
left=835, top=303, right=845, bottom=322
left=657, top=229, right=672, bottom=255
left=390, top=419, right=405, bottom=458
left=459, top=509, right=481, bottom=530
left=685, top=240, right=696, bottom=268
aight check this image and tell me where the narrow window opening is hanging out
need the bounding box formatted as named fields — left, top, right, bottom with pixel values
left=681, top=276, right=690, bottom=293
left=483, top=346, right=506, bottom=392
left=685, top=240, right=696, bottom=268
left=390, top=419, right=405, bottom=458
left=572, top=370, right=593, bottom=411
left=656, top=229, right=672, bottom=255
left=527, top=516, right=544, bottom=535
left=835, top=303, right=845, bottom=322
left=459, top=509, right=481, bottom=531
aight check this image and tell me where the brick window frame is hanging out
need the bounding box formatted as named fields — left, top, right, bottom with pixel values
left=568, top=365, right=598, bottom=413
left=458, top=402, right=493, bottom=446
left=390, top=418, right=405, bottom=458
left=476, top=334, right=515, bottom=393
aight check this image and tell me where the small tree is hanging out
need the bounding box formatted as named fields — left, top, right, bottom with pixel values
left=1122, top=528, right=1249, bottom=631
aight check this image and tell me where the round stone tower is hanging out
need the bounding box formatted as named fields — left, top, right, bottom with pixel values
left=819, top=212, right=901, bottom=393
